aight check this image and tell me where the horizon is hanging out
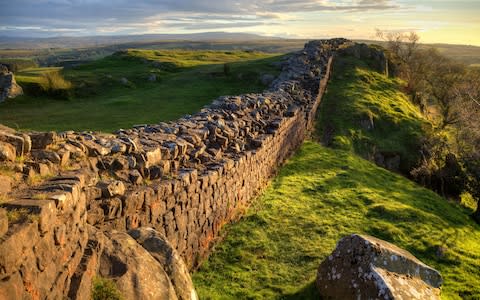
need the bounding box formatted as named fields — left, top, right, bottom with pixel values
left=1, top=0, right=480, bottom=47
left=2, top=32, right=480, bottom=48
left=2, top=32, right=480, bottom=49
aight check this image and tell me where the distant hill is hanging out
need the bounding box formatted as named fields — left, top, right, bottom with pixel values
left=356, top=39, right=480, bottom=66
left=0, top=32, right=280, bottom=49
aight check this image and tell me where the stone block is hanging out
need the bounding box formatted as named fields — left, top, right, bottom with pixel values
left=29, top=132, right=57, bottom=150
left=100, top=198, right=123, bottom=220
left=98, top=180, right=126, bottom=198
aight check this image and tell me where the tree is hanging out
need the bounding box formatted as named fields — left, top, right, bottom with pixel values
left=376, top=30, right=426, bottom=104
left=451, top=70, right=480, bottom=221
left=422, top=50, right=466, bottom=128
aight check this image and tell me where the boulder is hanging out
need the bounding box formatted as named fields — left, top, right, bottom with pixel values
left=99, top=230, right=178, bottom=300
left=129, top=227, right=198, bottom=300
left=316, top=234, right=442, bottom=300
left=0, top=65, right=23, bottom=102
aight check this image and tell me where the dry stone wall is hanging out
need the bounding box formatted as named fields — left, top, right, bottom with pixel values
left=0, top=38, right=349, bottom=298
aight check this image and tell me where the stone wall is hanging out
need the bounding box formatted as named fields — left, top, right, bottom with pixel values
left=0, top=38, right=349, bottom=298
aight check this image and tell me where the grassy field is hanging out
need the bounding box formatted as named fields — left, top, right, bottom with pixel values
left=192, top=56, right=480, bottom=299
left=0, top=49, right=284, bottom=132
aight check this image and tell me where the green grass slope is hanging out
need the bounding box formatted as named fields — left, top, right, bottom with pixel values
left=317, top=55, right=428, bottom=172
left=0, top=49, right=284, bottom=132
left=192, top=55, right=480, bottom=299
left=193, top=141, right=480, bottom=299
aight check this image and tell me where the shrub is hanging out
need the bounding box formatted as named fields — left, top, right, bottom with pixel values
left=39, top=71, right=73, bottom=100
left=91, top=277, right=123, bottom=300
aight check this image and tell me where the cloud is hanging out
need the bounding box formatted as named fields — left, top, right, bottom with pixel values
left=0, top=0, right=401, bottom=37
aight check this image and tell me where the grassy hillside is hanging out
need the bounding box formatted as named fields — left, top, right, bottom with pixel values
left=192, top=56, right=480, bottom=299
left=316, top=55, right=428, bottom=172
left=193, top=142, right=480, bottom=299
left=0, top=49, right=284, bottom=132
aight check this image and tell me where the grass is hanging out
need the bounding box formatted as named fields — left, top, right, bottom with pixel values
left=316, top=55, right=429, bottom=172
left=0, top=49, right=284, bottom=132
left=192, top=54, right=480, bottom=299
left=193, top=142, right=480, bottom=300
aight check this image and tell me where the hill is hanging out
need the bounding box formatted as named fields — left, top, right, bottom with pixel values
left=357, top=39, right=480, bottom=67
left=192, top=53, right=480, bottom=299
left=0, top=32, right=277, bottom=49
left=0, top=49, right=284, bottom=132
left=316, top=54, right=428, bottom=173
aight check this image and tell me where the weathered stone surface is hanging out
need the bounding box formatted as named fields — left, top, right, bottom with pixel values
left=0, top=208, right=7, bottom=237
left=29, top=132, right=57, bottom=150
left=68, top=226, right=106, bottom=300
left=0, top=64, right=23, bottom=102
left=316, top=234, right=442, bottom=300
left=129, top=227, right=198, bottom=300
left=98, top=180, right=126, bottom=198
left=0, top=141, right=16, bottom=162
left=0, top=174, right=12, bottom=194
left=0, top=132, right=25, bottom=156
left=99, top=231, right=178, bottom=300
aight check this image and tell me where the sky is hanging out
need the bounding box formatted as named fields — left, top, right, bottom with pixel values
left=1, top=0, right=479, bottom=46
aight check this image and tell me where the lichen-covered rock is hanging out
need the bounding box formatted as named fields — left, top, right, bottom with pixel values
left=99, top=230, right=178, bottom=300
left=316, top=234, right=442, bottom=300
left=129, top=227, right=198, bottom=300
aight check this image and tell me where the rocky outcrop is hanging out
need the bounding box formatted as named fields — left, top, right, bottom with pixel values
left=129, top=227, right=198, bottom=300
left=316, top=234, right=443, bottom=300
left=0, top=64, right=23, bottom=102
left=0, top=39, right=347, bottom=298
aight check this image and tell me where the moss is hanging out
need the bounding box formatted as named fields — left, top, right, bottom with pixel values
left=91, top=277, right=123, bottom=300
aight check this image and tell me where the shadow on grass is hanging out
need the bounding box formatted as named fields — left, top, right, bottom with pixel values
left=281, top=281, right=320, bottom=300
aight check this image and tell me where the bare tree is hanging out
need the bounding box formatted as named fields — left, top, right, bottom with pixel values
left=376, top=30, right=427, bottom=105
left=422, top=49, right=466, bottom=128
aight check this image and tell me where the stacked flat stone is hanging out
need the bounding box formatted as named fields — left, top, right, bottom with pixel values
left=0, top=39, right=348, bottom=299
